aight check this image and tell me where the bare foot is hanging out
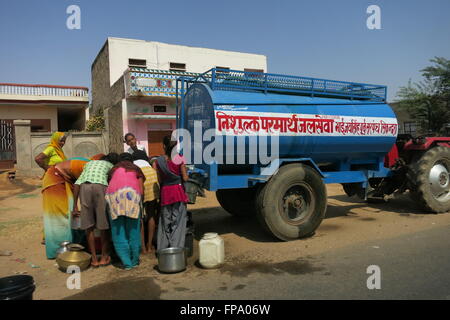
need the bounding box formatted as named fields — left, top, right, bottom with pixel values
left=91, top=259, right=100, bottom=268
left=99, top=256, right=111, bottom=267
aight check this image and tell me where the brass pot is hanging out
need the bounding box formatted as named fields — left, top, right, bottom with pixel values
left=56, top=245, right=91, bottom=272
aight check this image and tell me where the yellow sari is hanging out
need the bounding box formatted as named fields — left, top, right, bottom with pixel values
left=42, top=159, right=88, bottom=259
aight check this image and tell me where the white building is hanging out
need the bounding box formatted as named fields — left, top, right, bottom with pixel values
left=0, top=83, right=88, bottom=169
left=91, top=37, right=267, bottom=156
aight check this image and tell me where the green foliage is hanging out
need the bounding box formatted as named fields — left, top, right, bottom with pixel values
left=86, top=109, right=105, bottom=132
left=396, top=57, right=450, bottom=135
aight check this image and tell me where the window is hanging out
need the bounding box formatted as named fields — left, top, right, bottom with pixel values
left=128, top=59, right=147, bottom=67
left=403, top=121, right=417, bottom=135
left=244, top=68, right=264, bottom=73
left=244, top=68, right=264, bottom=79
left=153, top=105, right=167, bottom=113
left=148, top=122, right=172, bottom=130
left=169, top=62, right=186, bottom=72
left=216, top=66, right=230, bottom=74
left=30, top=119, right=51, bottom=132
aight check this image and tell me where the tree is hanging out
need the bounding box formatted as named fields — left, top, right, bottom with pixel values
left=396, top=57, right=450, bottom=135
left=85, top=108, right=105, bottom=131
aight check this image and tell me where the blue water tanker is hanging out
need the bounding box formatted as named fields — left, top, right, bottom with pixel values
left=175, top=68, right=450, bottom=241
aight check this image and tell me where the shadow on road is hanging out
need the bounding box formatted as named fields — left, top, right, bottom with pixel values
left=190, top=206, right=277, bottom=243
left=189, top=191, right=432, bottom=243
left=328, top=193, right=428, bottom=216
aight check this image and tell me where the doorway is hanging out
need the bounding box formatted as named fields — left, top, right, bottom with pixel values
left=0, top=119, right=15, bottom=170
left=148, top=130, right=172, bottom=158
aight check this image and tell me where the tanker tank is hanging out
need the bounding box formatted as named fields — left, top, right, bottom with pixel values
left=180, top=70, right=398, bottom=173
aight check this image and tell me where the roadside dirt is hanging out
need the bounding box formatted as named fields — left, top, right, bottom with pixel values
left=1, top=173, right=449, bottom=300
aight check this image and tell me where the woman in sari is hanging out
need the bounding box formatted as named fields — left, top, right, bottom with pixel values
left=40, top=153, right=105, bottom=259
left=35, top=132, right=67, bottom=171
left=35, top=132, right=67, bottom=246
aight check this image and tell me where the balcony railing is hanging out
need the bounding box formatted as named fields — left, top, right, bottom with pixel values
left=124, top=67, right=387, bottom=102
left=125, top=68, right=200, bottom=97
left=0, top=83, right=88, bottom=98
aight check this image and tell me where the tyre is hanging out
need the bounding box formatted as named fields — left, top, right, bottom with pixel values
left=255, top=163, right=327, bottom=241
left=342, top=183, right=366, bottom=199
left=342, top=183, right=358, bottom=197
left=410, top=146, right=450, bottom=213
left=215, top=187, right=258, bottom=217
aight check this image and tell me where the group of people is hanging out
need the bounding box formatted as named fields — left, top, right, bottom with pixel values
left=35, top=132, right=189, bottom=270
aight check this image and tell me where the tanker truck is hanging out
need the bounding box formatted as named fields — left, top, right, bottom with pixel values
left=175, top=68, right=450, bottom=241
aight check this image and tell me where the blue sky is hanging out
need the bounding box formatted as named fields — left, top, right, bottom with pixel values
left=0, top=0, right=449, bottom=101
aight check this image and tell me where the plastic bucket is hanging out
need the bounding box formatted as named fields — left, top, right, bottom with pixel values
left=0, top=275, right=35, bottom=300
left=185, top=179, right=200, bottom=204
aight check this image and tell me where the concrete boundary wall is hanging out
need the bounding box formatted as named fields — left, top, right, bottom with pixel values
left=13, top=120, right=108, bottom=177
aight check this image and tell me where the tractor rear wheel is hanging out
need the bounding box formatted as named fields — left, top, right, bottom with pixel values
left=255, top=163, right=327, bottom=241
left=410, top=146, right=450, bottom=213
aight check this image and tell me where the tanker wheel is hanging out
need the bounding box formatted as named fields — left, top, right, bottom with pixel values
left=411, top=146, right=450, bottom=213
left=255, top=163, right=327, bottom=241
left=215, top=187, right=258, bottom=217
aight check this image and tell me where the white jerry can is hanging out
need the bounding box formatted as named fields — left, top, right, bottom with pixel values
left=199, top=233, right=225, bottom=269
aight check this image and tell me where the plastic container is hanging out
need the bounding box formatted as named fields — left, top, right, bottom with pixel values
left=0, top=275, right=35, bottom=300
left=199, top=232, right=224, bottom=269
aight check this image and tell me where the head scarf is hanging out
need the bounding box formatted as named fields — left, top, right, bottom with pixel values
left=48, top=132, right=66, bottom=161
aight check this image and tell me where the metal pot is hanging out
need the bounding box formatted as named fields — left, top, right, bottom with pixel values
left=56, top=251, right=91, bottom=272
left=55, top=241, right=71, bottom=257
left=157, top=247, right=186, bottom=273
left=56, top=244, right=91, bottom=272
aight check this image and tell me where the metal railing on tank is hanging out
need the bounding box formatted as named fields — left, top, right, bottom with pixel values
left=206, top=68, right=386, bottom=101
left=176, top=71, right=212, bottom=130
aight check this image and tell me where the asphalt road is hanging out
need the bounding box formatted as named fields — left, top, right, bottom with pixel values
left=162, top=225, right=450, bottom=300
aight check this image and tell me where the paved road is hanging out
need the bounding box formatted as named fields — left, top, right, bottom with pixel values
left=162, top=225, right=450, bottom=300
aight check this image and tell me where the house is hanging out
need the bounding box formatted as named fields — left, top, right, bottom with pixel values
left=91, top=37, right=267, bottom=157
left=0, top=83, right=89, bottom=169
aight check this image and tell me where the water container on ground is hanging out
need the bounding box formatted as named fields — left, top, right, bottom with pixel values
left=0, top=275, right=35, bottom=300
left=199, top=232, right=224, bottom=268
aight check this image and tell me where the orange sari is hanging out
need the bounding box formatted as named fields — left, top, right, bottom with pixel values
left=42, top=159, right=88, bottom=259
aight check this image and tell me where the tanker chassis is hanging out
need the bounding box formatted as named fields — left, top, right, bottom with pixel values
left=176, top=68, right=450, bottom=241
